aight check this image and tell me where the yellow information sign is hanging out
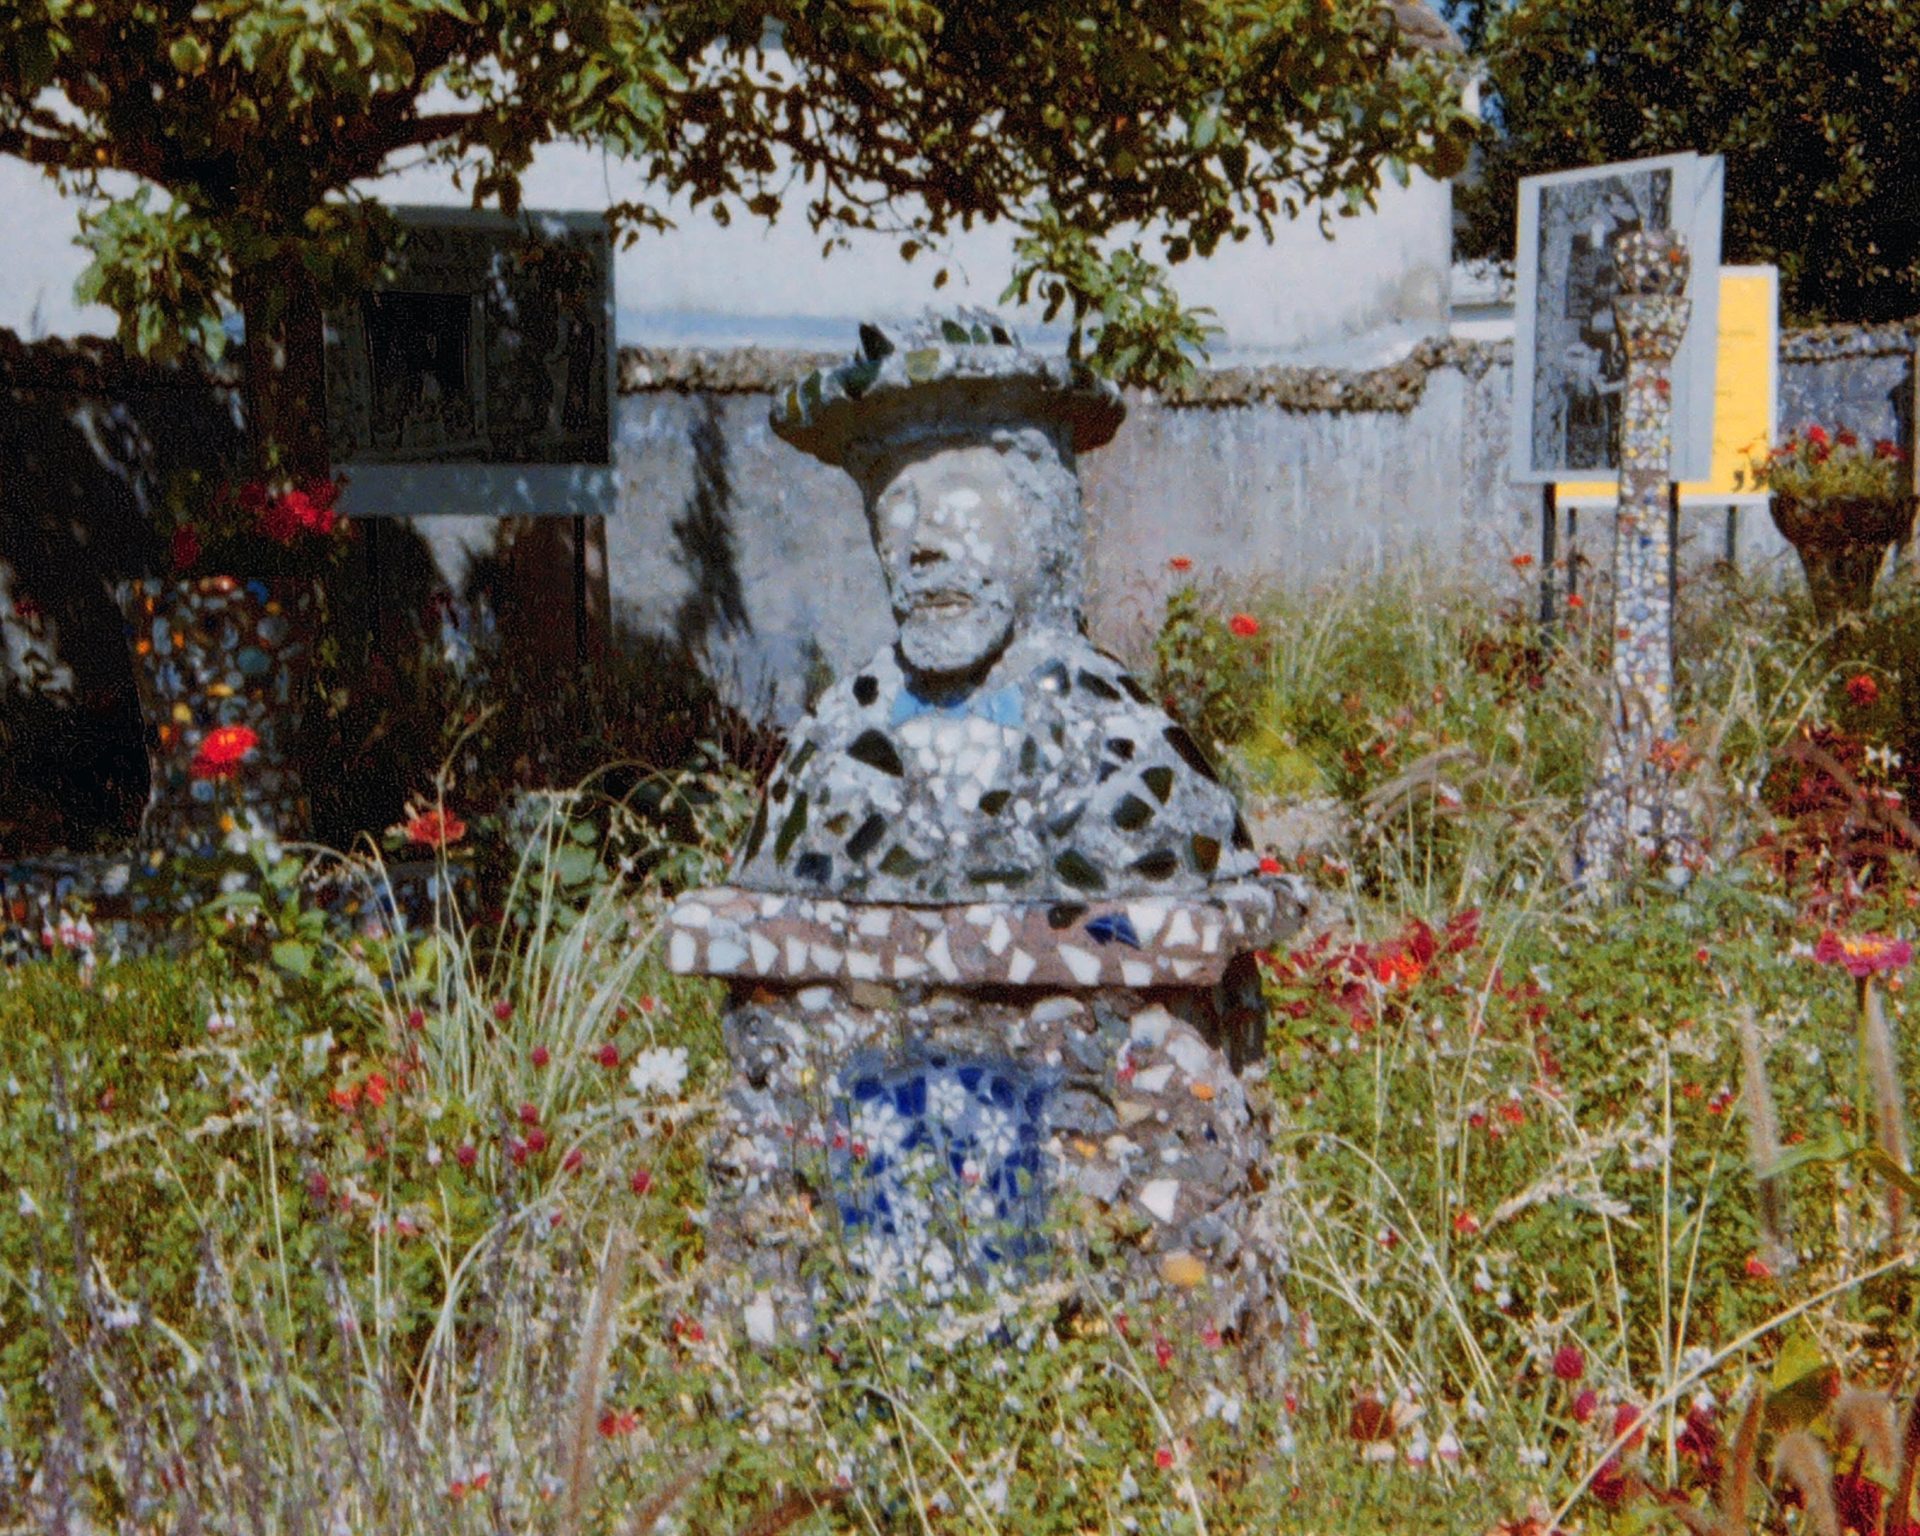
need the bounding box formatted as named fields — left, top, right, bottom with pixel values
left=1555, top=265, right=1778, bottom=507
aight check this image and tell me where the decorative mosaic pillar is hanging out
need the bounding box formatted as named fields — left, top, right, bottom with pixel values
left=666, top=313, right=1304, bottom=1388
left=115, top=576, right=316, bottom=860
left=1575, top=230, right=1701, bottom=895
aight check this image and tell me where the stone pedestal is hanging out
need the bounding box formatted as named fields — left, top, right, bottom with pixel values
left=666, top=880, right=1303, bottom=1375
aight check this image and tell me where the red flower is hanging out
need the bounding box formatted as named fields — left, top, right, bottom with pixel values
left=405, top=808, right=467, bottom=847
left=518, top=1102, right=540, bottom=1126
left=1349, top=1395, right=1393, bottom=1441
left=1813, top=929, right=1912, bottom=978
left=1511, top=553, right=1535, bottom=569
left=493, top=1000, right=514, bottom=1022
left=1571, top=1389, right=1598, bottom=1423
left=258, top=481, right=341, bottom=545
left=1154, top=1446, right=1176, bottom=1470
left=670, top=1315, right=705, bottom=1344
left=596, top=1042, right=621, bottom=1069
left=1745, top=1253, right=1774, bottom=1280
left=1154, top=1336, right=1174, bottom=1368
left=1566, top=592, right=1585, bottom=609
left=1452, top=1209, right=1481, bottom=1235
left=1612, top=1404, right=1645, bottom=1452
left=561, top=1146, right=584, bottom=1173
left=190, top=724, right=260, bottom=780
left=1258, top=856, right=1283, bottom=876
left=530, top=1046, right=550, bottom=1069
left=169, top=526, right=202, bottom=572
left=525, top=1127, right=548, bottom=1154
left=1552, top=1344, right=1585, bottom=1382
left=1591, top=1458, right=1632, bottom=1510
left=455, top=1143, right=477, bottom=1168
left=1875, top=439, right=1905, bottom=461
left=1228, top=612, right=1260, bottom=638
left=1169, top=556, right=1194, bottom=572
left=1846, top=673, right=1880, bottom=708
left=597, top=1409, right=639, bottom=1438
left=1836, top=429, right=1859, bottom=448
left=306, top=1170, right=329, bottom=1202
left=407, top=1009, right=426, bottom=1032
left=363, top=1072, right=389, bottom=1108
left=329, top=1082, right=361, bottom=1112
left=1807, top=425, right=1831, bottom=447
left=629, top=1166, right=653, bottom=1195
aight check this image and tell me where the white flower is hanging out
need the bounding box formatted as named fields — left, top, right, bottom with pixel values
left=928, top=1075, right=969, bottom=1123
left=627, top=1045, right=690, bottom=1099
left=852, top=1100, right=907, bottom=1159
left=974, top=1105, right=1016, bottom=1159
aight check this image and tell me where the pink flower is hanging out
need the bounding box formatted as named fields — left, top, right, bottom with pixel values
left=629, top=1167, right=653, bottom=1195
left=455, top=1143, right=477, bottom=1168
left=1552, top=1343, right=1585, bottom=1383
left=1571, top=1389, right=1598, bottom=1423
left=596, top=1042, right=620, bottom=1069
left=530, top=1046, right=550, bottom=1068
left=1814, top=929, right=1912, bottom=978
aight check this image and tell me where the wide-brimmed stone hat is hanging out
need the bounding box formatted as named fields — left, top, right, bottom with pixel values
left=770, top=309, right=1127, bottom=471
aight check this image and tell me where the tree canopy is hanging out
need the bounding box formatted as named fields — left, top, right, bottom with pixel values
left=1, top=0, right=1475, bottom=471
left=1453, top=0, right=1920, bottom=326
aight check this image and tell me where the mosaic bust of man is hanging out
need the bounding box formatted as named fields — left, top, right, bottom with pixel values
left=735, top=312, right=1255, bottom=903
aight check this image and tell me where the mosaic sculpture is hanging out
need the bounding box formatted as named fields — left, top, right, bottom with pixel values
left=665, top=313, right=1304, bottom=1377
left=116, top=576, right=316, bottom=858
left=1576, top=230, right=1702, bottom=893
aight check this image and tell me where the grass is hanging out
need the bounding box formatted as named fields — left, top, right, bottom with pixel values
left=5, top=561, right=1920, bottom=1533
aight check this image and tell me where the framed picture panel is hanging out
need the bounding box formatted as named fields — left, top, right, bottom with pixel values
left=1512, top=153, right=1724, bottom=485
left=324, top=207, right=616, bottom=517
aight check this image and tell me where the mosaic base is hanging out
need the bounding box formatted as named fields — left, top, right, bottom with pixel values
left=702, top=979, right=1292, bottom=1393
left=1, top=852, right=475, bottom=965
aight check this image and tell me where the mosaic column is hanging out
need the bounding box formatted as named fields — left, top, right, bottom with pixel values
left=1576, top=230, right=1699, bottom=893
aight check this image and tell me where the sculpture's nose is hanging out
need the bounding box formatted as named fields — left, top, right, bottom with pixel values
left=909, top=546, right=944, bottom=570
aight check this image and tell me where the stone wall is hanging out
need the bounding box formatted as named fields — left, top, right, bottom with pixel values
left=4, top=318, right=1917, bottom=843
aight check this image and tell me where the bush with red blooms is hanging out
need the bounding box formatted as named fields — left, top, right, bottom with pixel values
left=1748, top=425, right=1910, bottom=506
left=1264, top=907, right=1484, bottom=1034
left=150, top=465, right=352, bottom=581
left=1757, top=723, right=1920, bottom=895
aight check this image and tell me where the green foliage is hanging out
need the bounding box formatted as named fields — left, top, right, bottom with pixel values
left=1454, top=0, right=1920, bottom=324
left=1151, top=583, right=1270, bottom=749
left=1, top=1, right=1475, bottom=390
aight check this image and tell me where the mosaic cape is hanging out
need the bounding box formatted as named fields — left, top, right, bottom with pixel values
left=734, top=626, right=1257, bottom=902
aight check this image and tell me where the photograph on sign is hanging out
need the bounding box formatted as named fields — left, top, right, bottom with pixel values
left=1555, top=265, right=1777, bottom=508
left=323, top=207, right=616, bottom=517
left=1511, top=153, right=1724, bottom=485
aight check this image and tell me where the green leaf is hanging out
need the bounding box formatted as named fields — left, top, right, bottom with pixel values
left=1767, top=1326, right=1838, bottom=1430
left=272, top=941, right=314, bottom=978
left=168, top=35, right=209, bottom=76
left=554, top=844, right=598, bottom=885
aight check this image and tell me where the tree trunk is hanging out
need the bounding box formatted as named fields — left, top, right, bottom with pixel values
left=237, top=249, right=331, bottom=483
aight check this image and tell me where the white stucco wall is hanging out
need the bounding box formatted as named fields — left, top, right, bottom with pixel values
left=0, top=136, right=1452, bottom=367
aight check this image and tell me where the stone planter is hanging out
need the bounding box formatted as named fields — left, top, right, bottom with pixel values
left=114, top=576, right=317, bottom=858
left=1769, top=494, right=1916, bottom=625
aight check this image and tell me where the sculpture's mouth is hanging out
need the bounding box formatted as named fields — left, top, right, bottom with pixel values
left=911, top=590, right=974, bottom=620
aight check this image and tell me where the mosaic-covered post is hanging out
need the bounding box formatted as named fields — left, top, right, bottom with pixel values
left=1576, top=230, right=1699, bottom=892
left=664, top=312, right=1303, bottom=1383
